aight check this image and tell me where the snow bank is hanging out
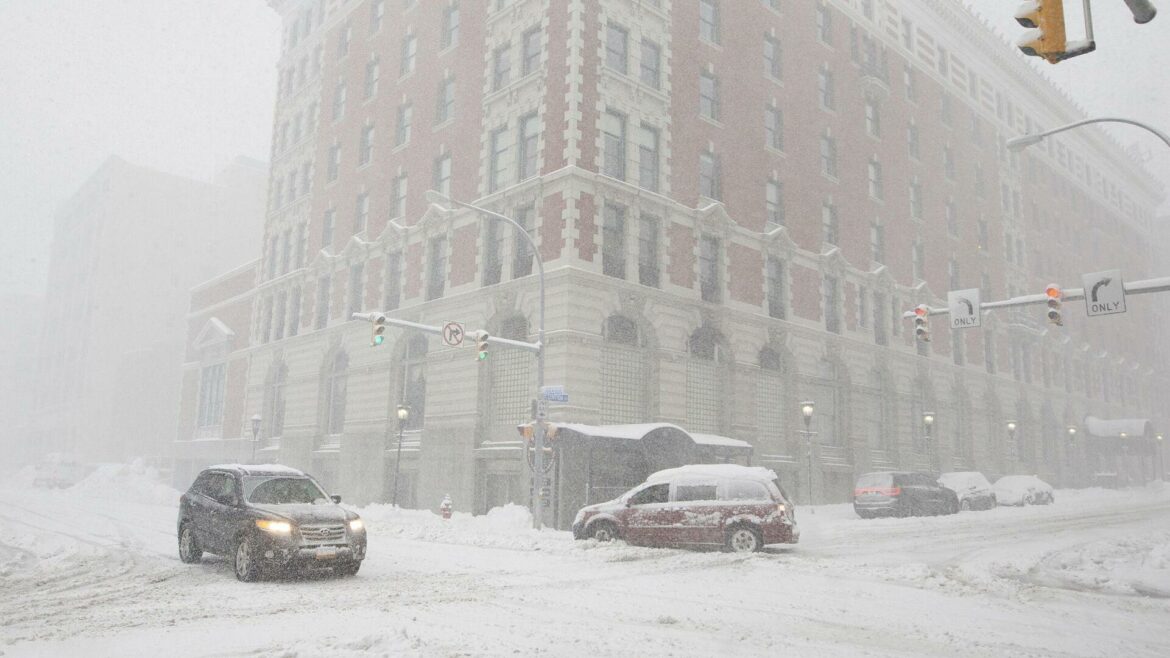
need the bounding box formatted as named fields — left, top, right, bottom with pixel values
left=66, top=460, right=181, bottom=506
left=1033, top=533, right=1170, bottom=597
left=358, top=503, right=556, bottom=551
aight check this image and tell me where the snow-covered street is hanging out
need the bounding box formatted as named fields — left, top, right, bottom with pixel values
left=2, top=465, right=1169, bottom=657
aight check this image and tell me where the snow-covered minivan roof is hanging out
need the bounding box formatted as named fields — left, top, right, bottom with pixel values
left=647, top=464, right=779, bottom=484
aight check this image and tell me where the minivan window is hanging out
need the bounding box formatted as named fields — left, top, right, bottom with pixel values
left=724, top=480, right=769, bottom=501
left=857, top=472, right=893, bottom=488
left=629, top=483, right=669, bottom=506
left=675, top=484, right=718, bottom=502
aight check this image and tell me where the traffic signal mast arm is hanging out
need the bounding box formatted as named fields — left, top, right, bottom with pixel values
left=351, top=312, right=541, bottom=354
left=901, top=276, right=1170, bottom=319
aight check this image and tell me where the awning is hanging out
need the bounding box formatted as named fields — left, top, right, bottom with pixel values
left=1083, top=416, right=1154, bottom=439
left=517, top=422, right=752, bottom=451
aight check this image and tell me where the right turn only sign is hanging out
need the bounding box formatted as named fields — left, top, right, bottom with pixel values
left=1082, top=270, right=1126, bottom=317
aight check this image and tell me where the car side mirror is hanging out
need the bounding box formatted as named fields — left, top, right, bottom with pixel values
left=625, top=499, right=633, bottom=508
left=331, top=495, right=342, bottom=504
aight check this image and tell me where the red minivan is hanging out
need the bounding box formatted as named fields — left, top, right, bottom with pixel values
left=571, top=464, right=799, bottom=553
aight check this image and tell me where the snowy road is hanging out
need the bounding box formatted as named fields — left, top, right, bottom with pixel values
left=2, top=466, right=1169, bottom=657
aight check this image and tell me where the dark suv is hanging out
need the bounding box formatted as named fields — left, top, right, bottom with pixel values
left=177, top=464, right=367, bottom=581
left=853, top=471, right=959, bottom=519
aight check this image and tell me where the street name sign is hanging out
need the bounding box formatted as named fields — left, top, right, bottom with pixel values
left=540, top=385, right=569, bottom=403
left=441, top=321, right=465, bottom=347
left=1081, top=270, right=1126, bottom=317
left=947, top=288, right=982, bottom=329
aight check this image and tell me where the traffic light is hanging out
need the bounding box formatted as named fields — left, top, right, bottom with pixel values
left=371, top=313, right=387, bottom=347
left=1015, top=0, right=1067, bottom=63
left=914, top=305, right=931, bottom=342
left=1045, top=284, right=1063, bottom=326
left=475, top=330, right=490, bottom=360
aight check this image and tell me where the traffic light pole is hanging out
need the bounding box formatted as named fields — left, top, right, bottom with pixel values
left=901, top=276, right=1170, bottom=319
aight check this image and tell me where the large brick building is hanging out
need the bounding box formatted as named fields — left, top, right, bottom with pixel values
left=175, top=0, right=1167, bottom=522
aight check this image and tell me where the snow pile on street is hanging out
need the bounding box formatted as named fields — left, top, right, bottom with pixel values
left=359, top=502, right=563, bottom=551
left=1033, top=532, right=1170, bottom=597
left=66, top=460, right=181, bottom=506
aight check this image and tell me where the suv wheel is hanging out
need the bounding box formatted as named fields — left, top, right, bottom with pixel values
left=178, top=523, right=202, bottom=564
left=589, top=521, right=618, bottom=543
left=337, top=561, right=361, bottom=577
left=725, top=525, right=763, bottom=553
left=233, top=535, right=261, bottom=582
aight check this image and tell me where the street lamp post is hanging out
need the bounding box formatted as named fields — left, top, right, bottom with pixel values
left=250, top=414, right=261, bottom=464
left=1067, top=425, right=1078, bottom=485
left=922, top=412, right=936, bottom=471
left=392, top=404, right=410, bottom=507
left=801, top=401, right=816, bottom=513
left=1157, top=434, right=1165, bottom=482
left=1007, top=117, right=1170, bottom=153
left=425, top=190, right=547, bottom=529
left=1006, top=421, right=1018, bottom=470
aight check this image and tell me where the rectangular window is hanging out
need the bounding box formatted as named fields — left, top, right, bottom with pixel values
left=944, top=146, right=956, bottom=180
left=354, top=193, right=369, bottom=234
left=606, top=23, right=628, bottom=74
left=517, top=113, right=539, bottom=181
left=700, top=234, right=721, bottom=303
left=327, top=144, right=341, bottom=181
left=766, top=180, right=784, bottom=228
left=765, top=104, right=783, bottom=150
left=637, top=124, right=659, bottom=192
left=602, top=203, right=626, bottom=279
left=699, top=71, right=719, bottom=120
left=909, top=181, right=922, bottom=219
left=821, top=202, right=838, bottom=245
left=872, top=291, right=887, bottom=345
left=391, top=173, right=407, bottom=219
left=360, top=125, right=375, bottom=165
left=400, top=35, right=417, bottom=76
left=196, top=364, right=226, bottom=429
left=820, top=134, right=837, bottom=177
left=433, top=154, right=451, bottom=196
left=818, top=67, right=835, bottom=110
left=700, top=0, right=720, bottom=43
left=978, top=217, right=989, bottom=250
left=912, top=240, right=925, bottom=281
left=907, top=122, right=919, bottom=158
left=346, top=263, right=364, bottom=318
left=865, top=99, right=881, bottom=137
left=483, top=219, right=502, bottom=286
left=322, top=209, right=335, bottom=249
left=904, top=65, right=916, bottom=101
left=699, top=150, right=721, bottom=200
left=857, top=286, right=869, bottom=328
left=489, top=125, right=509, bottom=192
left=764, top=35, right=782, bottom=79
left=870, top=219, right=885, bottom=263
left=638, top=214, right=659, bottom=287
left=288, top=286, right=301, bottom=337
left=602, top=110, right=626, bottom=180
left=441, top=2, right=459, bottom=49
left=337, top=23, right=351, bottom=58
left=946, top=201, right=958, bottom=236
left=512, top=204, right=535, bottom=279
left=436, top=77, right=455, bottom=123
left=522, top=26, right=541, bottom=75
left=396, top=103, right=413, bottom=146
left=426, top=236, right=447, bottom=300
left=817, top=2, right=832, bottom=43
left=492, top=44, right=512, bottom=90
left=384, top=252, right=402, bottom=311
left=332, top=80, right=346, bottom=120
left=315, top=274, right=331, bottom=329
left=766, top=256, right=786, bottom=319
left=868, top=159, right=883, bottom=200
left=640, top=40, right=661, bottom=88
left=824, top=275, right=840, bottom=333
left=364, top=58, right=380, bottom=99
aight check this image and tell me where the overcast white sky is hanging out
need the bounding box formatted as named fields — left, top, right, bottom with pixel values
left=0, top=1, right=1166, bottom=298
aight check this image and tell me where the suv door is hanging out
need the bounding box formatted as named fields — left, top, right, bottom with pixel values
left=188, top=472, right=216, bottom=549
left=622, top=483, right=673, bottom=546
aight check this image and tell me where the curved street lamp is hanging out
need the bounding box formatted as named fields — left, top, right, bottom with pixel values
left=392, top=404, right=411, bottom=507
left=1006, top=117, right=1170, bottom=153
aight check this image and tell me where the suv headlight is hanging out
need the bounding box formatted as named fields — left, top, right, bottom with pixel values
left=348, top=519, right=364, bottom=532
left=255, top=519, right=292, bottom=534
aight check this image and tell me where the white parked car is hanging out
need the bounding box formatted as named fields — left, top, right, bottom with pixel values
left=938, top=471, right=997, bottom=511
left=993, top=475, right=1054, bottom=506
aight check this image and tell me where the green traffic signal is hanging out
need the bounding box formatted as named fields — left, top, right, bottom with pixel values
left=477, top=349, right=488, bottom=360
left=373, top=335, right=385, bottom=346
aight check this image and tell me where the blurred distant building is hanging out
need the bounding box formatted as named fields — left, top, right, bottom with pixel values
left=0, top=293, right=43, bottom=465
left=31, top=155, right=267, bottom=463
left=174, top=0, right=1167, bottom=521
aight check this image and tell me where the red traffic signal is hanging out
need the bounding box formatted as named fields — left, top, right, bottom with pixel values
left=1045, top=284, right=1063, bottom=326
left=913, top=305, right=931, bottom=342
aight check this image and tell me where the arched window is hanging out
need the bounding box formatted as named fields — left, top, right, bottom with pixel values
left=403, top=334, right=428, bottom=431
left=686, top=325, right=728, bottom=433
left=323, top=350, right=348, bottom=439
left=266, top=360, right=288, bottom=443
left=756, top=348, right=786, bottom=456
left=601, top=315, right=645, bottom=424
left=491, top=315, right=531, bottom=426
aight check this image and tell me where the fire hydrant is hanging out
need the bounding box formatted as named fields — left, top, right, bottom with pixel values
left=439, top=494, right=453, bottom=520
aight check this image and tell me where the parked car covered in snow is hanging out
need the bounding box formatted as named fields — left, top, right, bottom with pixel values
left=571, top=464, right=799, bottom=553
left=853, top=471, right=960, bottom=518
left=993, top=475, right=1054, bottom=506
left=31, top=453, right=90, bottom=489
left=938, top=471, right=997, bottom=511
left=177, top=464, right=366, bottom=581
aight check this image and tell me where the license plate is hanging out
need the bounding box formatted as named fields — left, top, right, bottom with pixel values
left=315, top=546, right=338, bottom=560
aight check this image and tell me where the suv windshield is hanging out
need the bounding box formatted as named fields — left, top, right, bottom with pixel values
left=244, top=476, right=330, bottom=505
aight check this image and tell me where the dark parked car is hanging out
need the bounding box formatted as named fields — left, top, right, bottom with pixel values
left=853, top=471, right=959, bottom=518
left=177, top=464, right=367, bottom=581
left=938, top=471, right=997, bottom=511
left=572, top=464, right=799, bottom=553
